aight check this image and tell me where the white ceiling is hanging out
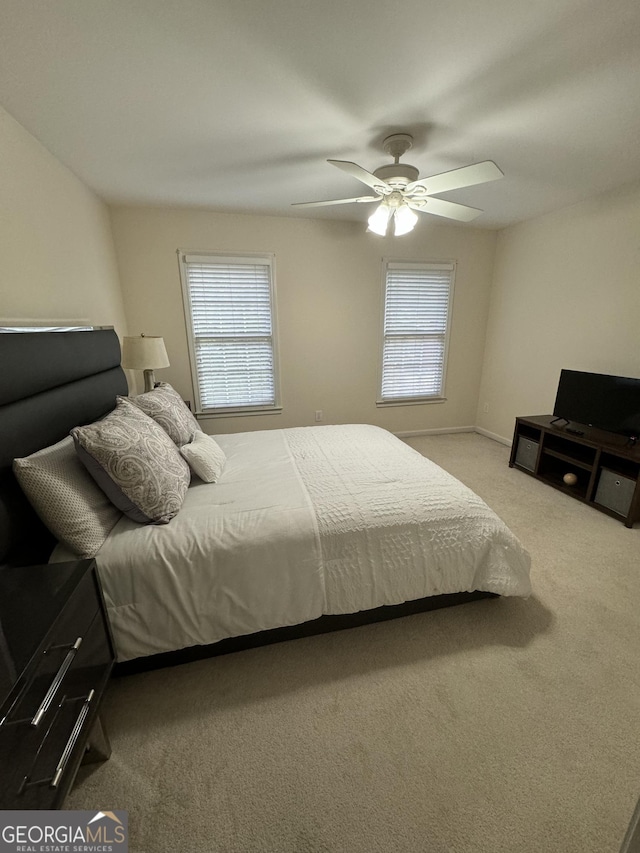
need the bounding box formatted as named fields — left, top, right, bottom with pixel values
left=1, top=0, right=639, bottom=229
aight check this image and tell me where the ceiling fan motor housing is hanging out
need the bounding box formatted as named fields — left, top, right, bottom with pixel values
left=374, top=162, right=420, bottom=187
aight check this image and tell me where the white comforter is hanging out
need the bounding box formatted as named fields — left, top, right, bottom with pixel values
left=93, top=425, right=531, bottom=661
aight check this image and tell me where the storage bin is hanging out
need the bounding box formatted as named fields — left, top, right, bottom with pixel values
left=515, top=437, right=539, bottom=472
left=594, top=468, right=635, bottom=517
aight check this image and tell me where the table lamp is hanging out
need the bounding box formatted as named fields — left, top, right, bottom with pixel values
left=122, top=334, right=170, bottom=392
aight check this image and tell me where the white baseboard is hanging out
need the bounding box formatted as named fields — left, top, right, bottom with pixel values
left=395, top=426, right=475, bottom=438
left=474, top=426, right=512, bottom=446
left=395, top=425, right=513, bottom=447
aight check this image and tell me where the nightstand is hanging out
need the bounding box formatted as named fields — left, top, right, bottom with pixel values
left=0, top=559, right=115, bottom=808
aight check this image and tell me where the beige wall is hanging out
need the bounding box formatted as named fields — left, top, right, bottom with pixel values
left=6, top=91, right=640, bottom=444
left=0, top=105, right=127, bottom=335
left=110, top=205, right=497, bottom=434
left=476, top=180, right=640, bottom=442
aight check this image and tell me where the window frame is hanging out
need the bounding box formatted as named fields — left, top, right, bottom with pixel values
left=178, top=250, right=282, bottom=417
left=377, top=259, right=456, bottom=407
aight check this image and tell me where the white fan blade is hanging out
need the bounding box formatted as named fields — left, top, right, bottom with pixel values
left=406, top=160, right=503, bottom=196
left=407, top=197, right=482, bottom=222
left=292, top=195, right=380, bottom=208
left=327, top=160, right=391, bottom=192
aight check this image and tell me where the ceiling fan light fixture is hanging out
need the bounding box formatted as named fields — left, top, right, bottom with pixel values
left=393, top=204, right=418, bottom=236
left=367, top=202, right=392, bottom=236
left=294, top=134, right=504, bottom=229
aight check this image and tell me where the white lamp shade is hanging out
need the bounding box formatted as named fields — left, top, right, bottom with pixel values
left=367, top=202, right=392, bottom=236
left=393, top=204, right=418, bottom=236
left=122, top=335, right=170, bottom=370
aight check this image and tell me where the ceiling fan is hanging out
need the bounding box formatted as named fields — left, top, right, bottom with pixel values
left=293, top=133, right=503, bottom=236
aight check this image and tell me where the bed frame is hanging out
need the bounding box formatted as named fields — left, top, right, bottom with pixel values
left=0, top=329, right=494, bottom=675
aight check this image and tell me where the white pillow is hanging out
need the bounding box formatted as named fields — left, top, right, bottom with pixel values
left=180, top=432, right=226, bottom=483
left=13, top=436, right=122, bottom=557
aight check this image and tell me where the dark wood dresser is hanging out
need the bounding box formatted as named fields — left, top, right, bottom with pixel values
left=0, top=559, right=114, bottom=808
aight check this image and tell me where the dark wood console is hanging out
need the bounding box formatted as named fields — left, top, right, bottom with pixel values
left=509, top=415, right=640, bottom=528
left=0, top=559, right=114, bottom=808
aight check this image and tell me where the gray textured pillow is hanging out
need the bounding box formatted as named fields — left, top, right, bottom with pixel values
left=180, top=432, right=227, bottom=483
left=123, top=383, right=202, bottom=446
left=13, top=436, right=122, bottom=557
left=71, top=398, right=190, bottom=524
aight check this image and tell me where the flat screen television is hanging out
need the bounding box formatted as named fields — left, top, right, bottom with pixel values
left=553, top=369, right=640, bottom=438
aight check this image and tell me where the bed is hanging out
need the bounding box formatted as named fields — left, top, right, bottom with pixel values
left=0, top=329, right=531, bottom=669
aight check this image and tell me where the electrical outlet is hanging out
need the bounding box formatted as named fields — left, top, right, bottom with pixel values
left=482, top=402, right=489, bottom=413
left=315, top=410, right=323, bottom=422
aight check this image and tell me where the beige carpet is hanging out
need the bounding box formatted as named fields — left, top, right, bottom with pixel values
left=67, top=433, right=640, bottom=853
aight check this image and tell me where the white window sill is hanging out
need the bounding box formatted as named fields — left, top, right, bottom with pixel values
left=196, top=406, right=283, bottom=419
left=376, top=397, right=447, bottom=408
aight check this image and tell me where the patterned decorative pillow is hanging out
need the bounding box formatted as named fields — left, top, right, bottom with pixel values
left=71, top=398, right=190, bottom=524
left=123, top=383, right=202, bottom=446
left=13, top=436, right=122, bottom=557
left=180, top=432, right=227, bottom=483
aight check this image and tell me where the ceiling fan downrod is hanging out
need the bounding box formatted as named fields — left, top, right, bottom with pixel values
left=374, top=134, right=419, bottom=186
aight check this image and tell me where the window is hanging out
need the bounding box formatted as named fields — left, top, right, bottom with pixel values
left=378, top=260, right=455, bottom=404
left=179, top=252, right=280, bottom=415
left=0, top=320, right=93, bottom=332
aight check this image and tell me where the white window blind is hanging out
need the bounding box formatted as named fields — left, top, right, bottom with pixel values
left=180, top=253, right=280, bottom=413
left=379, top=261, right=455, bottom=403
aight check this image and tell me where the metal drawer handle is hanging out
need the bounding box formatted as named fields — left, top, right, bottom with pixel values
left=31, top=637, right=83, bottom=728
left=51, top=689, right=94, bottom=789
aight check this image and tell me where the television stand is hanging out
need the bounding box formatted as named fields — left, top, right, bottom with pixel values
left=509, top=415, right=640, bottom=528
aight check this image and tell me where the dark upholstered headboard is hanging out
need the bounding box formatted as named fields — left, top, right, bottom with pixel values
left=0, top=329, right=128, bottom=567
